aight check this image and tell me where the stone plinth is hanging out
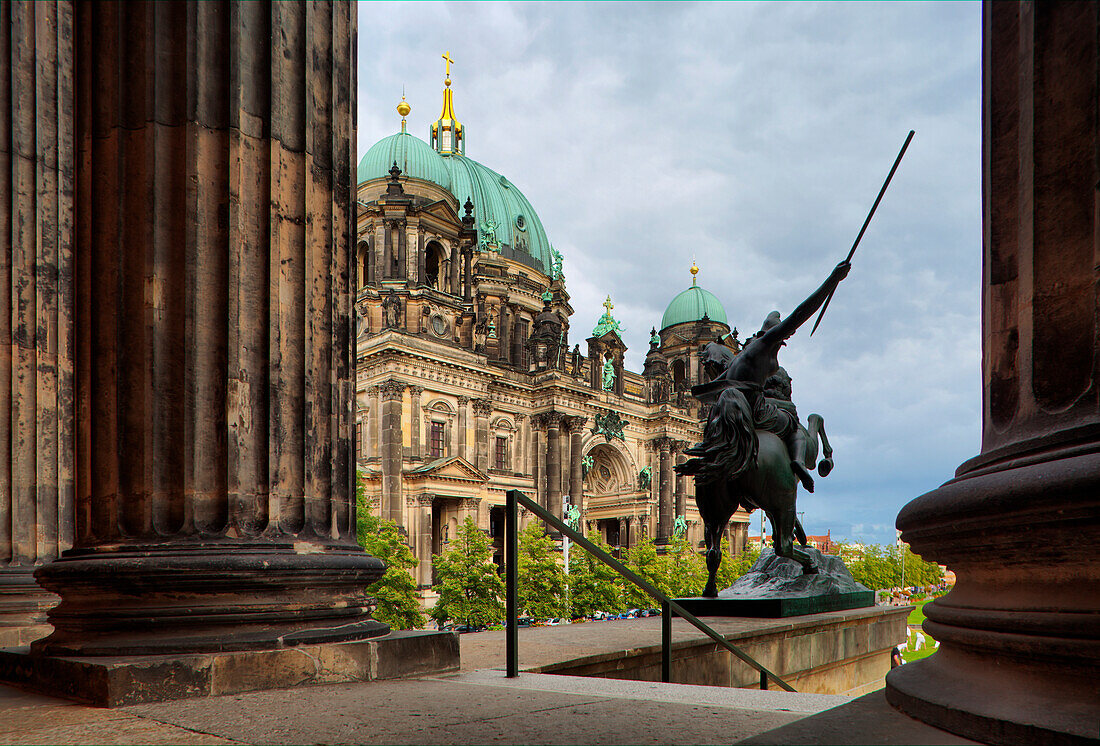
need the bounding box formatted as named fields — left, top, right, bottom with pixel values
left=0, top=630, right=459, bottom=707
left=537, top=606, right=908, bottom=697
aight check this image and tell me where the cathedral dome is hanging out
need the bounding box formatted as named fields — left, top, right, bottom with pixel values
left=358, top=132, right=451, bottom=191
left=661, top=285, right=728, bottom=331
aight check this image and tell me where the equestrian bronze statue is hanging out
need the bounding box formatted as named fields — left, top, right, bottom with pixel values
left=676, top=261, right=848, bottom=596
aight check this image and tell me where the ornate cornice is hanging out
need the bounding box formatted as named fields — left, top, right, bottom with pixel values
left=380, top=380, right=407, bottom=401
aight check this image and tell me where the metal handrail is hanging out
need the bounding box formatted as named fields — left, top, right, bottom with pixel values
left=505, top=489, right=795, bottom=692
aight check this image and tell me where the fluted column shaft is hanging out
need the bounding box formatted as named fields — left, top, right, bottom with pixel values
left=545, top=412, right=562, bottom=521
left=657, top=438, right=672, bottom=543
left=0, top=0, right=75, bottom=645
left=33, top=0, right=387, bottom=657
left=380, top=380, right=405, bottom=525
left=887, top=3, right=1100, bottom=743
left=568, top=418, right=584, bottom=519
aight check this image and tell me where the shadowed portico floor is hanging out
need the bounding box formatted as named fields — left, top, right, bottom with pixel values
left=1, top=619, right=977, bottom=745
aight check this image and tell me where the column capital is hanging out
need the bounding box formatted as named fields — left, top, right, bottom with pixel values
left=417, top=494, right=435, bottom=506
left=472, top=398, right=494, bottom=417
left=380, top=380, right=407, bottom=401
left=462, top=498, right=480, bottom=510
left=562, top=415, right=587, bottom=433
left=514, top=413, right=527, bottom=424
left=655, top=436, right=674, bottom=452
left=457, top=395, right=470, bottom=406
left=543, top=411, right=563, bottom=429
left=408, top=385, right=425, bottom=397
left=367, top=385, right=381, bottom=396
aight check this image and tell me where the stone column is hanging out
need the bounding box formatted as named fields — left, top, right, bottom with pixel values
left=408, top=385, right=423, bottom=460
left=0, top=0, right=75, bottom=647
left=514, top=414, right=527, bottom=475
left=545, top=412, right=563, bottom=521
left=372, top=223, right=384, bottom=286
left=417, top=495, right=433, bottom=588
left=532, top=416, right=544, bottom=507
left=461, top=246, right=472, bottom=302
left=568, top=417, right=585, bottom=517
left=886, top=4, right=1100, bottom=743
left=30, top=1, right=387, bottom=657
left=380, top=380, right=405, bottom=526
left=367, top=385, right=380, bottom=458
left=456, top=395, right=469, bottom=461
left=657, top=438, right=673, bottom=543
left=674, top=447, right=687, bottom=517
left=473, top=399, right=492, bottom=471
left=406, top=221, right=419, bottom=284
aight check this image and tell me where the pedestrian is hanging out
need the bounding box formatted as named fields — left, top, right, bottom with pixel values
left=891, top=646, right=903, bottom=668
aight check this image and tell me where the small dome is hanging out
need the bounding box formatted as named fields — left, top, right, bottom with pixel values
left=661, top=285, right=728, bottom=331
left=358, top=133, right=451, bottom=191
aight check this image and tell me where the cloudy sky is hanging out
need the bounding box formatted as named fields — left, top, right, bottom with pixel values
left=356, top=1, right=982, bottom=547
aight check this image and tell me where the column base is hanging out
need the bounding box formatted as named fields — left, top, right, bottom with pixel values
left=0, top=569, right=57, bottom=647
left=889, top=440, right=1100, bottom=745
left=0, top=629, right=458, bottom=707
left=32, top=542, right=390, bottom=656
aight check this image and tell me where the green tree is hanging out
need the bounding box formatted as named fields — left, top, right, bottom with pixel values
left=517, top=523, right=566, bottom=619
left=711, top=536, right=760, bottom=592
left=567, top=534, right=625, bottom=617
left=431, top=517, right=505, bottom=628
left=659, top=534, right=707, bottom=599
left=355, top=478, right=425, bottom=630
left=621, top=535, right=672, bottom=609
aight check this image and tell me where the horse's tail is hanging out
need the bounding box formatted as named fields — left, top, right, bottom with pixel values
left=676, top=387, right=758, bottom=484
left=807, top=413, right=834, bottom=477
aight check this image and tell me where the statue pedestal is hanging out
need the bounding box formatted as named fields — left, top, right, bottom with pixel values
left=676, top=591, right=874, bottom=618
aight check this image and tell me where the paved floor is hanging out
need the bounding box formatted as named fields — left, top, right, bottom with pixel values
left=2, top=619, right=978, bottom=745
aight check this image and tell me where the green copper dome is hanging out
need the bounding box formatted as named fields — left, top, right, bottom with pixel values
left=358, top=132, right=451, bottom=190
left=357, top=134, right=554, bottom=275
left=661, top=285, right=728, bottom=331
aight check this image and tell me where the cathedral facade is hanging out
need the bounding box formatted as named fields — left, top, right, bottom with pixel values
left=354, top=65, right=750, bottom=599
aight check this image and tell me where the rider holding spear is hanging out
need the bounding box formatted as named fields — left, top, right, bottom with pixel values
left=678, top=131, right=914, bottom=496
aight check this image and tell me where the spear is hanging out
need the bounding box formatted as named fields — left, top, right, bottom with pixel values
left=810, top=129, right=915, bottom=336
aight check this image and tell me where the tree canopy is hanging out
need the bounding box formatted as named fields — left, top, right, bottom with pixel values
left=430, top=516, right=505, bottom=628
left=355, top=480, right=425, bottom=630
left=517, top=523, right=567, bottom=619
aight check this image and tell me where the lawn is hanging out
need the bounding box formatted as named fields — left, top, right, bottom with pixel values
left=901, top=597, right=937, bottom=663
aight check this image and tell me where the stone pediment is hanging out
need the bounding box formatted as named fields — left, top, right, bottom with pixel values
left=406, top=456, right=487, bottom=483
left=418, top=199, right=462, bottom=226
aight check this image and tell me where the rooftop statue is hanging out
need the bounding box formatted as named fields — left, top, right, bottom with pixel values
left=676, top=260, right=849, bottom=597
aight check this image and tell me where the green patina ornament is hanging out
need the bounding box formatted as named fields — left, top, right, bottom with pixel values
left=541, top=290, right=553, bottom=304
left=581, top=454, right=594, bottom=479
left=592, top=295, right=623, bottom=338
left=637, top=466, right=652, bottom=491
left=549, top=247, right=564, bottom=280
left=590, top=411, right=626, bottom=443
left=673, top=515, right=688, bottom=538
left=479, top=218, right=499, bottom=252
left=601, top=357, right=615, bottom=390
left=566, top=504, right=581, bottom=531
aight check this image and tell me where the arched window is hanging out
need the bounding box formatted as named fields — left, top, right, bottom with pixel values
left=425, top=240, right=446, bottom=290
left=671, top=358, right=686, bottom=390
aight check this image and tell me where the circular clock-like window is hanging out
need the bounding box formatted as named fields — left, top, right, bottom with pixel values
left=430, top=314, right=448, bottom=337
left=515, top=214, right=526, bottom=231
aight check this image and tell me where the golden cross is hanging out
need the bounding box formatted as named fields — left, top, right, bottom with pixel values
left=442, top=51, right=455, bottom=77
left=602, top=295, right=614, bottom=315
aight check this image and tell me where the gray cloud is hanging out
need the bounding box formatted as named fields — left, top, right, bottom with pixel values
left=357, top=1, right=982, bottom=546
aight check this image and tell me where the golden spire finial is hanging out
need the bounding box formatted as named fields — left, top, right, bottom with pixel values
left=442, top=51, right=454, bottom=87
left=397, top=89, right=410, bottom=132
left=690, top=259, right=699, bottom=286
